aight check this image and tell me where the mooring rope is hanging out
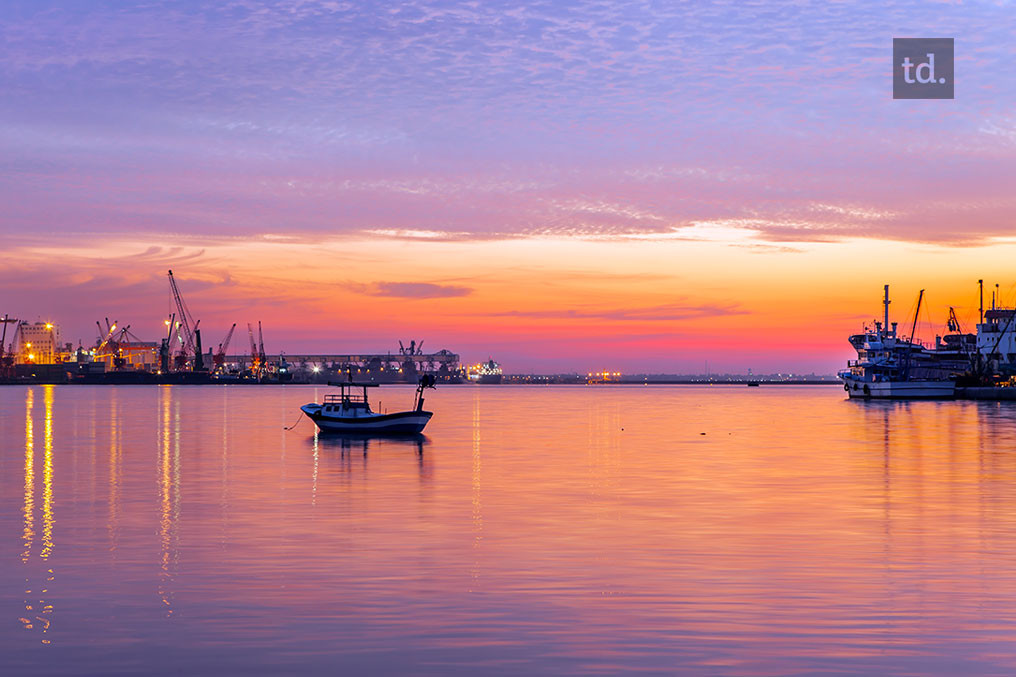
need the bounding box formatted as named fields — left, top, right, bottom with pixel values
left=283, top=411, right=305, bottom=431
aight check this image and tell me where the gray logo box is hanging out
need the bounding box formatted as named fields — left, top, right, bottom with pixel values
left=893, top=38, right=953, bottom=99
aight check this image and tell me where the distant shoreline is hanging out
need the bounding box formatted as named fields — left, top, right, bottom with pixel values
left=0, top=379, right=843, bottom=387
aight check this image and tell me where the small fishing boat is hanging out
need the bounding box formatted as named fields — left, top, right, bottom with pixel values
left=300, top=376, right=435, bottom=434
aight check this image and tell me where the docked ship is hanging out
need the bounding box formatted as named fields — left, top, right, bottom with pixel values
left=467, top=359, right=503, bottom=384
left=838, top=286, right=971, bottom=399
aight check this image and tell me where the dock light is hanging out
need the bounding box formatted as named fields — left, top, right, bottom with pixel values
left=312, top=366, right=320, bottom=373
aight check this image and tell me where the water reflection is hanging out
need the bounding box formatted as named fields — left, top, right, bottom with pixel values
left=108, top=390, right=122, bottom=552
left=313, top=432, right=427, bottom=456
left=311, top=433, right=429, bottom=493
left=10, top=386, right=1016, bottom=674
left=158, top=387, right=180, bottom=617
left=471, top=393, right=483, bottom=590
left=22, top=388, right=34, bottom=564
left=19, top=386, right=55, bottom=643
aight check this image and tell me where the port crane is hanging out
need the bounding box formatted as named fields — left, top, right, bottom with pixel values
left=213, top=323, right=237, bottom=372
left=167, top=269, right=201, bottom=370
left=159, top=313, right=176, bottom=373
left=0, top=315, right=18, bottom=380
left=95, top=318, right=119, bottom=354
left=947, top=307, right=964, bottom=334
left=399, top=340, right=423, bottom=356
left=247, top=323, right=261, bottom=379
left=257, top=321, right=267, bottom=378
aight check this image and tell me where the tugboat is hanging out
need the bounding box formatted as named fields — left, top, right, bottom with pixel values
left=838, top=285, right=960, bottom=399
left=300, top=375, right=436, bottom=434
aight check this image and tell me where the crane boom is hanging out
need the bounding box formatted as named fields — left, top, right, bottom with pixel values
left=258, top=321, right=266, bottom=364
left=220, top=323, right=236, bottom=355
left=247, top=323, right=260, bottom=376
left=167, top=270, right=197, bottom=354
left=214, top=323, right=236, bottom=370
left=95, top=320, right=119, bottom=354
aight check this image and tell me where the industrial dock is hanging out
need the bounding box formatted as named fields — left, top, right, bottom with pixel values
left=1, top=271, right=466, bottom=385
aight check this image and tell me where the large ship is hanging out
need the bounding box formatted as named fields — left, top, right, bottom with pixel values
left=838, top=286, right=970, bottom=399
left=467, top=359, right=503, bottom=384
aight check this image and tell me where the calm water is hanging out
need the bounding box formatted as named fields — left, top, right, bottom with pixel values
left=4, top=384, right=1016, bottom=674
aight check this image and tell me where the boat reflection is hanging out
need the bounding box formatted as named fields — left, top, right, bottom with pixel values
left=308, top=433, right=430, bottom=503
left=312, top=432, right=427, bottom=456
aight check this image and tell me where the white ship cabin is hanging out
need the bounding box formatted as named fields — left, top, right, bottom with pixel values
left=848, top=321, right=902, bottom=358
left=977, top=308, right=1016, bottom=366
left=322, top=388, right=375, bottom=417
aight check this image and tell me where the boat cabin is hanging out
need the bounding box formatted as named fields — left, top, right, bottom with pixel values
left=321, top=383, right=378, bottom=416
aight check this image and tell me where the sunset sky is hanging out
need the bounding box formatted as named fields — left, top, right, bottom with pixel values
left=3, top=1, right=1016, bottom=373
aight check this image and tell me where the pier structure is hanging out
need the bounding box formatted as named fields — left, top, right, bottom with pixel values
left=236, top=349, right=463, bottom=380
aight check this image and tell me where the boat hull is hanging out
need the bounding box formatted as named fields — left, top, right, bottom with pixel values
left=841, top=379, right=955, bottom=399
left=301, top=405, right=433, bottom=434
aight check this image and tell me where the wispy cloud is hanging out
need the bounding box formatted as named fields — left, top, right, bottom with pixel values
left=489, top=303, right=745, bottom=322
left=348, top=281, right=473, bottom=298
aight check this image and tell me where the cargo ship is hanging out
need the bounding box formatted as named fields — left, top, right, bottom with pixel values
left=467, top=359, right=503, bottom=384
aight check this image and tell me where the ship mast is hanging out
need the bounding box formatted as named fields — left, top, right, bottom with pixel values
left=883, top=284, right=891, bottom=337
left=979, top=279, right=984, bottom=325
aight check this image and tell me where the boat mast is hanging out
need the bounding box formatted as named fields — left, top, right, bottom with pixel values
left=979, top=279, right=984, bottom=325
left=883, top=284, right=890, bottom=337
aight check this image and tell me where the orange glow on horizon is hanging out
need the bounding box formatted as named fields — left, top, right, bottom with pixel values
left=4, top=233, right=1016, bottom=372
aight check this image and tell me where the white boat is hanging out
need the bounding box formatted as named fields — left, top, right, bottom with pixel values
left=840, top=377, right=955, bottom=399
left=300, top=376, right=435, bottom=434
left=838, top=286, right=959, bottom=400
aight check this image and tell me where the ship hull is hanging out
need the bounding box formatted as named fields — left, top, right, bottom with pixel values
left=841, top=379, right=955, bottom=399
left=301, top=405, right=433, bottom=434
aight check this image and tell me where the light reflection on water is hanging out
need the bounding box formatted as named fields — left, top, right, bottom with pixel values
left=3, top=385, right=1016, bottom=673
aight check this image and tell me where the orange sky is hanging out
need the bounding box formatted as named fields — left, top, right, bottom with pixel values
left=4, top=232, right=1013, bottom=373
